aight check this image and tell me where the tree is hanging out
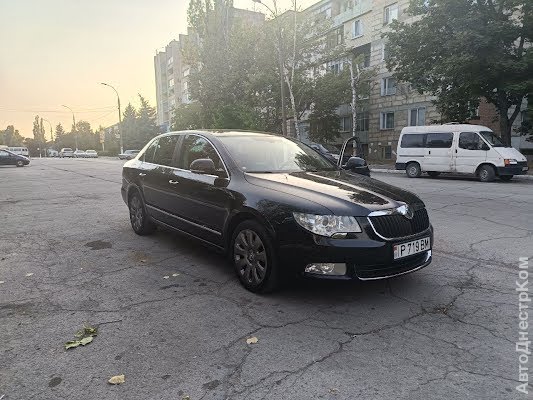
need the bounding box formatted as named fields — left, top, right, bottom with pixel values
left=136, top=95, right=160, bottom=145
left=1, top=125, right=25, bottom=146
left=171, top=103, right=204, bottom=130
left=385, top=0, right=533, bottom=145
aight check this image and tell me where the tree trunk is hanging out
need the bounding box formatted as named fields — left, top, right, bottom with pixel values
left=348, top=59, right=360, bottom=156
left=285, top=74, right=300, bottom=139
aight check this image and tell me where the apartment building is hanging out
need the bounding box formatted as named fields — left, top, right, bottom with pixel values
left=301, top=0, right=440, bottom=160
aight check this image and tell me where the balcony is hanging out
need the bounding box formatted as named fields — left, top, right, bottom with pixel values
left=333, top=0, right=372, bottom=27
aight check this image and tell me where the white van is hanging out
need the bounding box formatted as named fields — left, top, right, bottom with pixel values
left=395, top=124, right=528, bottom=182
left=8, top=147, right=29, bottom=158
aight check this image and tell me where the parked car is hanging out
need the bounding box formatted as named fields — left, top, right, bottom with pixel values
left=118, top=150, right=140, bottom=160
left=8, top=146, right=29, bottom=158
left=396, top=124, right=529, bottom=182
left=122, top=130, right=432, bottom=293
left=85, top=150, right=98, bottom=158
left=73, top=150, right=86, bottom=158
left=47, top=149, right=59, bottom=157
left=0, top=149, right=30, bottom=167
left=59, top=148, right=74, bottom=158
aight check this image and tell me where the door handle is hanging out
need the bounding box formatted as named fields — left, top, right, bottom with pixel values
left=169, top=180, right=179, bottom=185
left=428, top=150, right=431, bottom=155
left=139, top=173, right=146, bottom=177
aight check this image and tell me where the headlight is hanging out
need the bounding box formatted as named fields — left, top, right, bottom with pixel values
left=293, top=213, right=362, bottom=237
left=504, top=159, right=518, bottom=165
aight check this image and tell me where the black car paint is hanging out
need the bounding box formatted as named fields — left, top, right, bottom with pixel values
left=0, top=150, right=30, bottom=166
left=122, top=131, right=432, bottom=280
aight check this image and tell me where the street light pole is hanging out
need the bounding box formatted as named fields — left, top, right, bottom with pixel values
left=100, top=82, right=123, bottom=154
left=42, top=118, right=53, bottom=157
left=61, top=105, right=78, bottom=150
left=252, top=0, right=288, bottom=136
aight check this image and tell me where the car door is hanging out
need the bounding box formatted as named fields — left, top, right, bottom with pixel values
left=454, top=132, right=487, bottom=174
left=165, top=134, right=232, bottom=246
left=0, top=150, right=12, bottom=165
left=139, top=136, right=183, bottom=229
left=423, top=132, right=454, bottom=172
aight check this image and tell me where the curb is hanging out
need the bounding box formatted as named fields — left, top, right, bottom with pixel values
left=370, top=168, right=533, bottom=180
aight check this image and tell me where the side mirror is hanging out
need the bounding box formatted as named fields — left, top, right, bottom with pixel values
left=344, top=156, right=365, bottom=170
left=190, top=158, right=216, bottom=175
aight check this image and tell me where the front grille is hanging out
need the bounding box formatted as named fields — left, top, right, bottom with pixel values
left=369, top=208, right=430, bottom=239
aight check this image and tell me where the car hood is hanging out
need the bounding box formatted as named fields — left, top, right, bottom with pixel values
left=244, top=170, right=424, bottom=216
left=494, top=147, right=527, bottom=161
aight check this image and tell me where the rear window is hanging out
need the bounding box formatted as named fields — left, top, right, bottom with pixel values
left=400, top=134, right=426, bottom=148
left=426, top=132, right=453, bottom=148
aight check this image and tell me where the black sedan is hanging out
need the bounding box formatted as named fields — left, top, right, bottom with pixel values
left=121, top=131, right=433, bottom=293
left=0, top=149, right=30, bottom=167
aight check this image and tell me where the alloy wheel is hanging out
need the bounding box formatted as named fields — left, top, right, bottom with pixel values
left=129, top=196, right=144, bottom=231
left=234, top=229, right=267, bottom=285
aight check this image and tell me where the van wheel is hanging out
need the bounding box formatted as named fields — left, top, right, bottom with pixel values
left=478, top=165, right=495, bottom=182
left=499, top=175, right=513, bottom=181
left=406, top=162, right=421, bottom=178
left=427, top=171, right=440, bottom=178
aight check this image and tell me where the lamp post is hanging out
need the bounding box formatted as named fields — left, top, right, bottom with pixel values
left=100, top=82, right=123, bottom=154
left=252, top=0, right=288, bottom=136
left=42, top=118, right=53, bottom=157
left=61, top=105, right=78, bottom=150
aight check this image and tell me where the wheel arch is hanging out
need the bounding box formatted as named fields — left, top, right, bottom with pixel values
left=223, top=208, right=277, bottom=253
left=475, top=162, right=497, bottom=176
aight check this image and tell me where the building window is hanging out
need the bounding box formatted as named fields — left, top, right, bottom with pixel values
left=384, top=3, right=399, bottom=25
left=409, top=107, right=426, bottom=126
left=340, top=116, right=352, bottom=132
left=381, top=77, right=397, bottom=96
left=381, top=43, right=389, bottom=61
left=352, top=20, right=363, bottom=38
left=382, top=145, right=392, bottom=159
left=356, top=111, right=369, bottom=131
left=342, top=0, right=353, bottom=12
left=327, top=59, right=344, bottom=74
left=168, top=78, right=174, bottom=88
left=380, top=112, right=395, bottom=130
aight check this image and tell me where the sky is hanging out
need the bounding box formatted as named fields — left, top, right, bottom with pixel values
left=0, top=0, right=316, bottom=138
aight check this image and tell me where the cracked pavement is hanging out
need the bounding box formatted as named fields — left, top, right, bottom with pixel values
left=1, top=158, right=532, bottom=399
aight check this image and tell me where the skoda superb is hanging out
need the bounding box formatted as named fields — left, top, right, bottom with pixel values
left=121, top=131, right=433, bottom=292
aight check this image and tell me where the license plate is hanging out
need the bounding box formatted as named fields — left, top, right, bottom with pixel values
left=522, top=166, right=528, bottom=171
left=394, top=237, right=431, bottom=260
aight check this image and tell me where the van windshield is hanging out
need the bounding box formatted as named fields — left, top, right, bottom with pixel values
left=480, top=131, right=504, bottom=147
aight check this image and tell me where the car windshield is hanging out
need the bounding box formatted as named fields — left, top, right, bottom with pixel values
left=219, top=135, right=337, bottom=173
left=479, top=131, right=504, bottom=147
left=321, top=143, right=339, bottom=153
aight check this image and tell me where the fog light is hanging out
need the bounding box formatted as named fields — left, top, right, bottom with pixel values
left=304, top=263, right=347, bottom=276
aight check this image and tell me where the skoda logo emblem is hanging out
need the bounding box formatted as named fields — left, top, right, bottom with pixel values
left=397, top=204, right=414, bottom=220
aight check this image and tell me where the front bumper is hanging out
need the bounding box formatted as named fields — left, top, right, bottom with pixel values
left=497, top=162, right=528, bottom=176
left=277, top=219, right=433, bottom=281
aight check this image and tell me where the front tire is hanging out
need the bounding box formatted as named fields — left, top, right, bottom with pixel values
left=16, top=160, right=24, bottom=167
left=128, top=192, right=156, bottom=235
left=478, top=165, right=495, bottom=182
left=499, top=175, right=513, bottom=181
left=231, top=220, right=280, bottom=293
left=406, top=162, right=422, bottom=178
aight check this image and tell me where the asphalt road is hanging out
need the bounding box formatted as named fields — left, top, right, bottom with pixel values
left=1, top=158, right=532, bottom=400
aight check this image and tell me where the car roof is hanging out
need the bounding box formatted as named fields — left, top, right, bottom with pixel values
left=164, top=129, right=281, bottom=139
left=401, top=124, right=492, bottom=134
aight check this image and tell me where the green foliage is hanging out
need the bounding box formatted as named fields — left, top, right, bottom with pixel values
left=0, top=125, right=25, bottom=146
left=121, top=96, right=160, bottom=149
left=385, top=0, right=532, bottom=144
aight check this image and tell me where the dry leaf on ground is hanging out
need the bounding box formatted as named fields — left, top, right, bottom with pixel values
left=0, top=281, right=5, bottom=284
left=163, top=276, right=170, bottom=279
left=25, top=273, right=33, bottom=277
left=108, top=374, right=125, bottom=385
left=172, top=273, right=179, bottom=277
left=246, top=337, right=258, bottom=344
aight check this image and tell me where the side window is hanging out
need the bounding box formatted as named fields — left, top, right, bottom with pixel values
left=152, top=135, right=179, bottom=167
left=400, top=134, right=426, bottom=148
left=179, top=135, right=225, bottom=176
left=143, top=139, right=159, bottom=164
left=426, top=132, right=453, bottom=148
left=0, top=151, right=9, bottom=157
left=459, top=132, right=482, bottom=150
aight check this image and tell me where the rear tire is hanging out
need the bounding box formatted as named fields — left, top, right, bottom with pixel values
left=499, top=175, right=513, bottom=181
left=478, top=165, right=495, bottom=182
left=230, top=220, right=280, bottom=293
left=128, top=192, right=156, bottom=235
left=427, top=171, right=440, bottom=178
left=406, top=162, right=422, bottom=178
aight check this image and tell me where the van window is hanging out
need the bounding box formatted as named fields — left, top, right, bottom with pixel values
left=400, top=134, right=426, bottom=148
left=426, top=132, right=453, bottom=148
left=459, top=132, right=484, bottom=150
